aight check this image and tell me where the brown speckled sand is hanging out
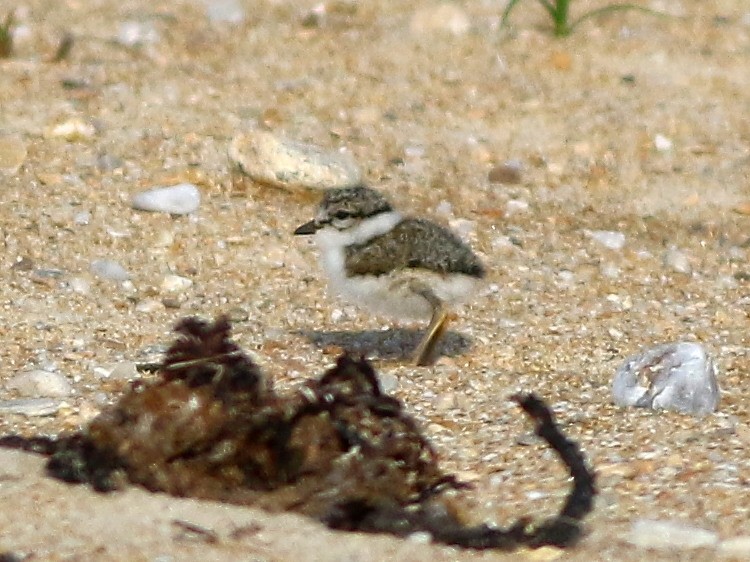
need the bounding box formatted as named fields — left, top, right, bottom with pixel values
left=0, top=1, right=748, bottom=560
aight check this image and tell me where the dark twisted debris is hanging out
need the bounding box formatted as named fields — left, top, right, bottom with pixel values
left=0, top=317, right=596, bottom=550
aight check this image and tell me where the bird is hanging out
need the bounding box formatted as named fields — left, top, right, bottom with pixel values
left=294, top=185, right=485, bottom=366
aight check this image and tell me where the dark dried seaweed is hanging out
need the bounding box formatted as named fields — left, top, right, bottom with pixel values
left=0, top=316, right=596, bottom=550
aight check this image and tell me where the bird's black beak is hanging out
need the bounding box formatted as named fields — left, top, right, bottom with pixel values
left=293, top=220, right=318, bottom=235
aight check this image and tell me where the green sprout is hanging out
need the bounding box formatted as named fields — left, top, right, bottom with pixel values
left=501, top=0, right=666, bottom=37
left=0, top=10, right=14, bottom=58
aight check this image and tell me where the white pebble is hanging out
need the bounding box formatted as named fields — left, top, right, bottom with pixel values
left=626, top=519, right=718, bottom=550
left=435, top=200, right=453, bottom=217
left=199, top=0, right=245, bottom=23
left=117, top=20, right=159, bottom=47
left=93, top=361, right=138, bottom=380
left=228, top=130, right=361, bottom=191
left=160, top=274, right=193, bottom=293
left=612, top=342, right=720, bottom=416
left=73, top=211, right=91, bottom=225
left=132, top=183, right=201, bottom=215
left=410, top=3, right=470, bottom=36
left=406, top=531, right=433, bottom=544
left=45, top=118, right=96, bottom=141
left=6, top=370, right=73, bottom=397
left=654, top=133, right=673, bottom=152
left=585, top=229, right=626, bottom=250
left=718, top=536, right=750, bottom=558
left=505, top=199, right=529, bottom=215
left=91, top=259, right=130, bottom=281
left=448, top=218, right=476, bottom=240
left=69, top=277, right=91, bottom=294
left=663, top=246, right=692, bottom=274
left=135, top=298, right=166, bottom=313
left=379, top=372, right=399, bottom=394
left=0, top=398, right=62, bottom=416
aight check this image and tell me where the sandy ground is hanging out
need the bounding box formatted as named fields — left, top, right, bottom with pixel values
left=0, top=0, right=748, bottom=560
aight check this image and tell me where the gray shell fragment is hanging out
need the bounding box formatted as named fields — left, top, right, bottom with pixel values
left=612, top=342, right=720, bottom=416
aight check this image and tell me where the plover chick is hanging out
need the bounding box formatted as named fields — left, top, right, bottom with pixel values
left=294, top=185, right=485, bottom=366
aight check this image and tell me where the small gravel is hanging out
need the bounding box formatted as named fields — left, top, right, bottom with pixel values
left=131, top=183, right=201, bottom=215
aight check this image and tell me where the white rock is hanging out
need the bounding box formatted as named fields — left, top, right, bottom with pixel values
left=612, top=342, right=720, bottom=416
left=584, top=229, right=626, bottom=250
left=228, top=131, right=361, bottom=191
left=45, top=118, right=96, bottom=141
left=6, top=370, right=72, bottom=397
left=626, top=519, right=719, bottom=550
left=410, top=3, right=471, bottom=36
left=379, top=372, right=399, bottom=394
left=91, top=259, right=130, bottom=281
left=93, top=361, right=138, bottom=380
left=117, top=20, right=159, bottom=47
left=664, top=246, right=692, bottom=274
left=135, top=298, right=166, bottom=313
left=73, top=210, right=91, bottom=225
left=0, top=398, right=61, bottom=416
left=160, top=274, right=193, bottom=293
left=199, top=0, right=245, bottom=23
left=68, top=277, right=91, bottom=294
left=654, top=134, right=673, bottom=152
left=505, top=199, right=529, bottom=215
left=132, top=183, right=201, bottom=215
left=718, top=536, right=750, bottom=558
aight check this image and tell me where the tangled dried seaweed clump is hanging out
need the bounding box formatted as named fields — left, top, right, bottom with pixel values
left=0, top=317, right=596, bottom=550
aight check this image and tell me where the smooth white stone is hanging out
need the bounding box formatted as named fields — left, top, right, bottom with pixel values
left=132, top=183, right=201, bottom=215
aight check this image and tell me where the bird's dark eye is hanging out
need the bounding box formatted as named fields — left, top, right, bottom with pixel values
left=333, top=210, right=350, bottom=220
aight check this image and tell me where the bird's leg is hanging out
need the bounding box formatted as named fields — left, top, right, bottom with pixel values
left=409, top=285, right=450, bottom=366
left=413, top=304, right=451, bottom=366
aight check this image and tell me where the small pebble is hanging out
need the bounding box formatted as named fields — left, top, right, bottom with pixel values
left=625, top=519, right=719, bottom=550
left=584, top=229, right=626, bottom=251
left=160, top=274, right=193, bottom=293
left=718, top=536, right=750, bottom=558
left=6, top=370, right=72, bottom=397
left=406, top=531, right=433, bottom=544
left=654, top=133, right=673, bottom=152
left=73, top=210, right=91, bottom=226
left=228, top=130, right=361, bottom=191
left=132, top=183, right=201, bottom=215
left=91, top=259, right=130, bottom=281
left=0, top=398, right=62, bottom=416
left=68, top=277, right=91, bottom=294
left=612, top=342, right=720, bottom=416
left=663, top=246, right=692, bottom=274
left=135, top=298, right=166, bottom=313
left=93, top=361, right=138, bottom=380
left=410, top=3, right=470, bottom=36
left=505, top=199, right=529, bottom=215
left=488, top=160, right=523, bottom=184
left=378, top=372, right=399, bottom=394
left=199, top=0, right=245, bottom=24
left=0, top=134, right=27, bottom=173
left=45, top=118, right=96, bottom=141
left=117, top=20, right=159, bottom=47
